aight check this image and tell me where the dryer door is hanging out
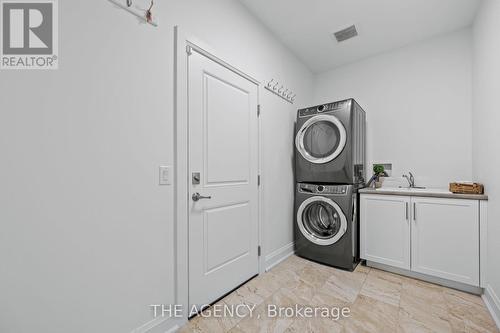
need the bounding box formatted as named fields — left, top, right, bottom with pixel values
left=295, top=114, right=347, bottom=164
left=297, top=196, right=347, bottom=246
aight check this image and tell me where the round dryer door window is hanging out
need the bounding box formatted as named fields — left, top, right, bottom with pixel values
left=295, top=114, right=347, bottom=164
left=296, top=196, right=347, bottom=246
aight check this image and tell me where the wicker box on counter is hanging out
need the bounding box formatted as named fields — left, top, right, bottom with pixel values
left=449, top=182, right=484, bottom=195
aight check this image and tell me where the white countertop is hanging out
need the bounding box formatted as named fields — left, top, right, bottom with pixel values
left=359, top=187, right=488, bottom=200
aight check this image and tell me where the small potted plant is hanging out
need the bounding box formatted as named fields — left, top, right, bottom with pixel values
left=368, top=164, right=388, bottom=188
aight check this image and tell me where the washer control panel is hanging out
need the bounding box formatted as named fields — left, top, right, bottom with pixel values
left=298, top=99, right=350, bottom=118
left=298, top=183, right=348, bottom=195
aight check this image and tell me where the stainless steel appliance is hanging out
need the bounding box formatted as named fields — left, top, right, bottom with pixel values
left=294, top=183, right=359, bottom=271
left=295, top=99, right=366, bottom=186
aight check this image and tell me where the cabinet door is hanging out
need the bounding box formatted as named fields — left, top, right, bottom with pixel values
left=411, top=197, right=479, bottom=286
left=360, top=194, right=411, bottom=270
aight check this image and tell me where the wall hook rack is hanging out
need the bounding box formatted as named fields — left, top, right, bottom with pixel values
left=265, top=79, right=295, bottom=104
left=108, top=0, right=159, bottom=27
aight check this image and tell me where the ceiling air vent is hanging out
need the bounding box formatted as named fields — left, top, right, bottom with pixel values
left=333, top=25, right=358, bottom=42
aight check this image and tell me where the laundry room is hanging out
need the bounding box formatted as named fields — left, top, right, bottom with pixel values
left=0, top=1, right=499, bottom=332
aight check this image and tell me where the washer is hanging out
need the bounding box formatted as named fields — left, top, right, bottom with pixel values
left=295, top=98, right=366, bottom=185
left=294, top=183, right=359, bottom=271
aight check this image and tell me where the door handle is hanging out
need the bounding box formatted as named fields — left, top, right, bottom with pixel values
left=405, top=202, right=409, bottom=220
left=192, top=192, right=212, bottom=202
left=413, top=202, right=416, bottom=221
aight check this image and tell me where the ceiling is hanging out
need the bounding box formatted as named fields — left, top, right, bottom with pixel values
left=239, top=0, right=481, bottom=73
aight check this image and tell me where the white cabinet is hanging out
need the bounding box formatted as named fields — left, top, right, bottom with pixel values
left=360, top=194, right=480, bottom=286
left=411, top=197, right=479, bottom=286
left=360, top=195, right=411, bottom=270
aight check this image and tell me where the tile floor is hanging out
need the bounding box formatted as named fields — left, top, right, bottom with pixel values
left=179, top=255, right=499, bottom=333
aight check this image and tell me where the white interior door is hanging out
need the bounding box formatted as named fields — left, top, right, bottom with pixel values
left=188, top=48, right=259, bottom=310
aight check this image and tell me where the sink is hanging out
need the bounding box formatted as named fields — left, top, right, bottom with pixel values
left=375, top=187, right=426, bottom=192
left=399, top=187, right=428, bottom=192
left=375, top=187, right=451, bottom=194
left=375, top=187, right=411, bottom=192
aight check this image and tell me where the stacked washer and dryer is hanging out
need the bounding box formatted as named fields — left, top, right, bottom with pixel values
left=294, top=99, right=366, bottom=271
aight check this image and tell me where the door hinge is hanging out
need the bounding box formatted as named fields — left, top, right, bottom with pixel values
left=257, top=104, right=261, bottom=117
left=258, top=175, right=261, bottom=186
left=186, top=45, right=192, bottom=55
left=258, top=246, right=261, bottom=256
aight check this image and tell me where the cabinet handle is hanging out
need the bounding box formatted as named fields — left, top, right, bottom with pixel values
left=413, top=202, right=416, bottom=221
left=405, top=202, right=408, bottom=220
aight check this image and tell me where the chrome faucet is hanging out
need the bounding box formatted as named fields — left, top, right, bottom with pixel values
left=403, top=172, right=415, bottom=188
left=402, top=172, right=425, bottom=189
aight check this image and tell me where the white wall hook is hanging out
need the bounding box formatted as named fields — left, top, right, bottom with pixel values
left=108, top=0, right=159, bottom=27
left=264, top=79, right=296, bottom=104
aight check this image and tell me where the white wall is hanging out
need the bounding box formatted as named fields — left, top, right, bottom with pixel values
left=473, top=0, right=500, bottom=321
left=313, top=29, right=473, bottom=188
left=0, top=1, right=312, bottom=332
left=261, top=101, right=298, bottom=268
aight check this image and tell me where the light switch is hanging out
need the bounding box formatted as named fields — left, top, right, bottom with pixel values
left=159, top=166, right=172, bottom=185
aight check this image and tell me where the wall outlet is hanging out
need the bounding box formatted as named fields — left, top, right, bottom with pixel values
left=159, top=166, right=172, bottom=185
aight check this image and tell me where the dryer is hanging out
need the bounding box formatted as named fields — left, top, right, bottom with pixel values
left=294, top=183, right=359, bottom=271
left=295, top=99, right=366, bottom=185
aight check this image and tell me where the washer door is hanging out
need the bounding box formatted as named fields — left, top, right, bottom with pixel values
left=297, top=196, right=347, bottom=246
left=295, top=114, right=347, bottom=164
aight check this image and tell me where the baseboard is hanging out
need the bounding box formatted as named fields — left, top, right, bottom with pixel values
left=366, top=261, right=482, bottom=295
left=483, top=285, right=500, bottom=330
left=131, top=315, right=185, bottom=333
left=265, top=242, right=294, bottom=271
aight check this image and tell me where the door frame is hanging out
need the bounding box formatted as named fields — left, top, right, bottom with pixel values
left=174, top=26, right=264, bottom=324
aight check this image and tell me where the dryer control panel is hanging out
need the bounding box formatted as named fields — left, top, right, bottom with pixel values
left=298, top=183, right=348, bottom=195
left=298, top=99, right=350, bottom=118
